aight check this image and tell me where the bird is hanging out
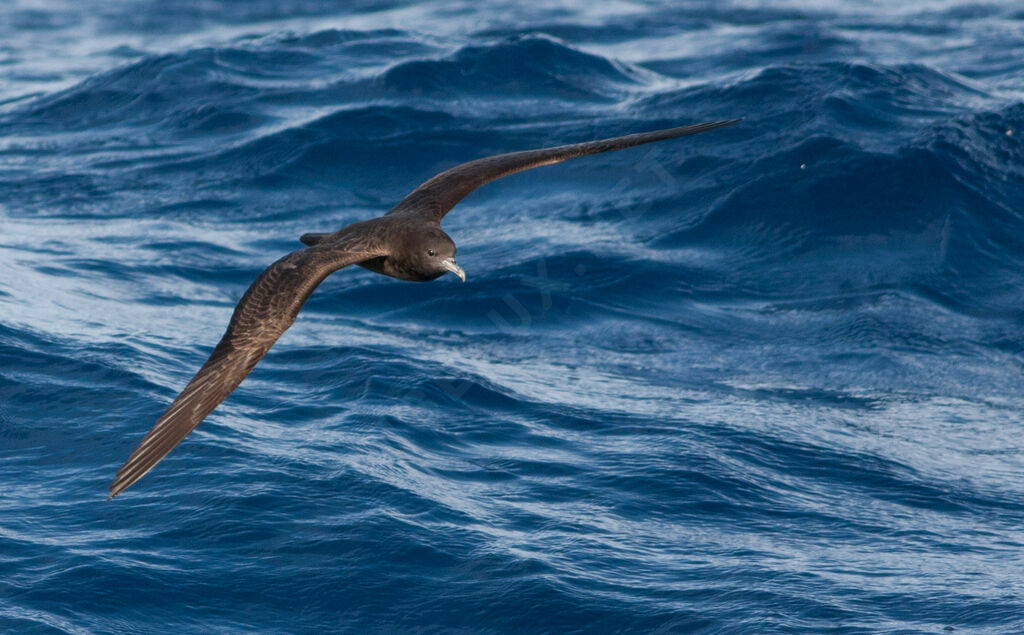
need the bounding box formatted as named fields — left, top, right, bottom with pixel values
left=108, top=118, right=740, bottom=498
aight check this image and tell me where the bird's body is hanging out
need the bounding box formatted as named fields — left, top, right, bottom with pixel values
left=109, top=118, right=739, bottom=499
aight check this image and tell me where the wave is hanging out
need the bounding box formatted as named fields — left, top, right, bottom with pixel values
left=376, top=34, right=644, bottom=100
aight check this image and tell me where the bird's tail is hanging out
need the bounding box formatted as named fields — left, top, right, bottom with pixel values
left=300, top=233, right=331, bottom=246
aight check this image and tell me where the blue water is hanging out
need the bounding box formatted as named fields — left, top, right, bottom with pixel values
left=2, top=1, right=1024, bottom=632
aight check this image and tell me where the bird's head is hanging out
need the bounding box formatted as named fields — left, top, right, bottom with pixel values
left=398, top=226, right=465, bottom=282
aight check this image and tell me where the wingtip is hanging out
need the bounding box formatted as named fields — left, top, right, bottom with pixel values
left=686, top=118, right=742, bottom=134
left=108, top=475, right=132, bottom=500
left=107, top=479, right=125, bottom=500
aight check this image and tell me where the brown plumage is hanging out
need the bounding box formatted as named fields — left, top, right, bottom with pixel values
left=109, top=119, right=740, bottom=499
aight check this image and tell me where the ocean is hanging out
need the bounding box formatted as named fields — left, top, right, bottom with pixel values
left=2, top=1, right=1024, bottom=632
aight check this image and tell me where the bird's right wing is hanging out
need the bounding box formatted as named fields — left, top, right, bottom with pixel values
left=109, top=238, right=386, bottom=499
left=387, top=119, right=740, bottom=222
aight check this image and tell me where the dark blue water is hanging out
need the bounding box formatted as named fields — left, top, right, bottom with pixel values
left=3, top=1, right=1024, bottom=632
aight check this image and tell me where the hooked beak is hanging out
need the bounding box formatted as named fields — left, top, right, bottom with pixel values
left=441, top=257, right=466, bottom=282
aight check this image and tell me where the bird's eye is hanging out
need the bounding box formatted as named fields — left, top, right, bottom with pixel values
left=427, top=249, right=436, bottom=257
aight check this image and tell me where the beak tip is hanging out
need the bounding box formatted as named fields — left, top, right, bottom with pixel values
left=443, top=257, right=466, bottom=283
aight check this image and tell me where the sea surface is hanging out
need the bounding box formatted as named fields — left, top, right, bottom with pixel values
left=2, top=1, right=1024, bottom=632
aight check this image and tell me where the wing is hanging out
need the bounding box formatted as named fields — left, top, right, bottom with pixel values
left=109, top=240, right=386, bottom=499
left=387, top=119, right=740, bottom=222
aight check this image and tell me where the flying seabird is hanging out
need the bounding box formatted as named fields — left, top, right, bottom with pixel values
left=108, top=119, right=739, bottom=498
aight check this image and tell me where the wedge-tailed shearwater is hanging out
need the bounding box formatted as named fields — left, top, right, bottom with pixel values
left=109, top=119, right=739, bottom=498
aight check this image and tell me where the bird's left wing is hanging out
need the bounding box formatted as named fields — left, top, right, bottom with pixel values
left=109, top=239, right=386, bottom=499
left=386, top=119, right=740, bottom=222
